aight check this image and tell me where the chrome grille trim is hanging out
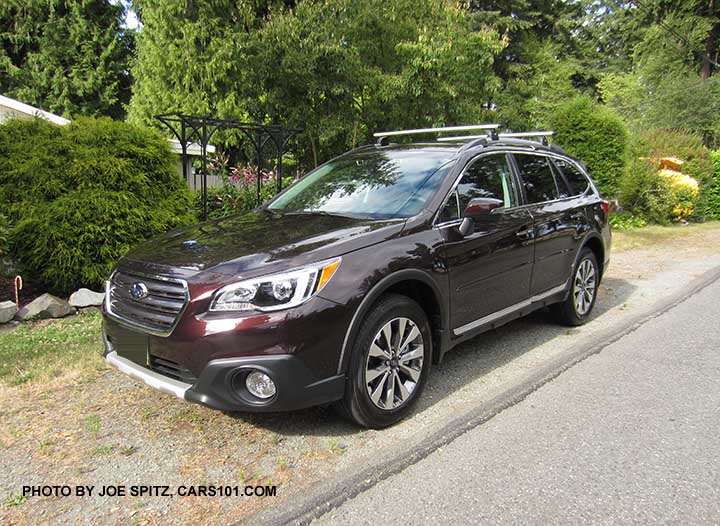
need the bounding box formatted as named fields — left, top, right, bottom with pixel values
left=105, top=270, right=189, bottom=337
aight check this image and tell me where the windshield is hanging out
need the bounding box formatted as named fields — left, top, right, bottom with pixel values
left=267, top=149, right=454, bottom=219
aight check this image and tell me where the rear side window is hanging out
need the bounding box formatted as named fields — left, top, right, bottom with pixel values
left=553, top=158, right=591, bottom=196
left=513, top=154, right=559, bottom=203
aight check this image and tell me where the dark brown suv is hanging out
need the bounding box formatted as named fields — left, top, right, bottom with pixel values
left=102, top=126, right=611, bottom=428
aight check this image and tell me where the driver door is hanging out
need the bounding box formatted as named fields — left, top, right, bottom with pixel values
left=436, top=153, right=534, bottom=335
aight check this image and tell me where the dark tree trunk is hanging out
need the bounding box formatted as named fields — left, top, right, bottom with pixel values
left=701, top=0, right=719, bottom=80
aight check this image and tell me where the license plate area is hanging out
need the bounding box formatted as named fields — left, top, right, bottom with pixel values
left=113, top=325, right=150, bottom=367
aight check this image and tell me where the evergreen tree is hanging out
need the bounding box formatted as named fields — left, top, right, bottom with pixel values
left=0, top=0, right=134, bottom=119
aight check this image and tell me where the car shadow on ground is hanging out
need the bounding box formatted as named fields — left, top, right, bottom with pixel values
left=226, top=277, right=636, bottom=436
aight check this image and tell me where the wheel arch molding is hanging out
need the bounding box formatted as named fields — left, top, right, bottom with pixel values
left=335, top=268, right=448, bottom=375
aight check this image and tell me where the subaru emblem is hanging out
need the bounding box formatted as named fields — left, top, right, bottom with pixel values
left=130, top=282, right=149, bottom=301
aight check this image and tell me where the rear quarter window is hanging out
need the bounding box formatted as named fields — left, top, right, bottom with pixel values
left=553, top=158, right=591, bottom=196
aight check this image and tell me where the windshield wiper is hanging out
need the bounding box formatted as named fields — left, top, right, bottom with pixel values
left=261, top=207, right=280, bottom=217
left=284, top=210, right=360, bottom=219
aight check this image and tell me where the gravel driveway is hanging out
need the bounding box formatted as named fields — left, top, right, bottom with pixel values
left=2, top=225, right=720, bottom=526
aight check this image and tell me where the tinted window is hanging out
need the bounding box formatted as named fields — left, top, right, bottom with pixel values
left=514, top=154, right=558, bottom=203
left=552, top=164, right=573, bottom=199
left=438, top=191, right=460, bottom=223
left=553, top=158, right=590, bottom=196
left=456, top=154, right=518, bottom=213
left=269, top=149, right=454, bottom=218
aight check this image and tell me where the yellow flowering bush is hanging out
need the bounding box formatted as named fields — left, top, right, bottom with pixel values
left=657, top=158, right=699, bottom=221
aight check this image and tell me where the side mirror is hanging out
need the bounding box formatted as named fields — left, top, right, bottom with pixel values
left=463, top=197, right=504, bottom=218
left=458, top=198, right=503, bottom=237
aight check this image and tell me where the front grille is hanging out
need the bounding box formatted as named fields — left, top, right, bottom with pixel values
left=149, top=354, right=197, bottom=384
left=107, top=270, right=188, bottom=336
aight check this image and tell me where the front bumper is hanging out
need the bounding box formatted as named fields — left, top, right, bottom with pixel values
left=103, top=328, right=346, bottom=412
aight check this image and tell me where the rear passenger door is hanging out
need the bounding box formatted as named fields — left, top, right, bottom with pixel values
left=511, top=153, right=584, bottom=296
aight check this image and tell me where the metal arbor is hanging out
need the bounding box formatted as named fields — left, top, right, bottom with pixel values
left=155, top=113, right=301, bottom=220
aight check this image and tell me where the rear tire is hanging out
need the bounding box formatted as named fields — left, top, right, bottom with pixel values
left=335, top=294, right=432, bottom=429
left=551, top=248, right=599, bottom=326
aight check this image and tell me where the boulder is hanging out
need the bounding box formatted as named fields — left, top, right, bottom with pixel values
left=0, top=301, right=17, bottom=324
left=15, top=293, right=74, bottom=320
left=68, top=288, right=105, bottom=308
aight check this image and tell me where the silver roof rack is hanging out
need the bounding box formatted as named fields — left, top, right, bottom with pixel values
left=373, top=124, right=500, bottom=138
left=437, top=134, right=489, bottom=142
left=436, top=130, right=555, bottom=147
left=499, top=131, right=554, bottom=139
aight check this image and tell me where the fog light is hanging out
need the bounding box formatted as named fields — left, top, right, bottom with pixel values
left=245, top=371, right=276, bottom=399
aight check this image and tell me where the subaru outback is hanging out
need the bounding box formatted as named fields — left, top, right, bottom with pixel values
left=103, top=125, right=611, bottom=428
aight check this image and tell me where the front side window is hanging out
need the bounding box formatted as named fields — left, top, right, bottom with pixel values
left=514, top=154, right=559, bottom=203
left=553, top=157, right=591, bottom=196
left=438, top=190, right=460, bottom=223
left=456, top=154, right=518, bottom=213
left=268, top=149, right=454, bottom=219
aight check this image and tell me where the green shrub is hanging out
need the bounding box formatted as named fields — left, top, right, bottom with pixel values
left=705, top=150, right=720, bottom=219
left=619, top=154, right=676, bottom=224
left=0, top=117, right=194, bottom=295
left=0, top=213, right=9, bottom=259
left=609, top=212, right=648, bottom=231
left=547, top=96, right=629, bottom=197
left=639, top=129, right=713, bottom=220
left=619, top=129, right=713, bottom=223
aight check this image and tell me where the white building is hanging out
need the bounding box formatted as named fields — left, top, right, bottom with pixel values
left=0, top=94, right=70, bottom=125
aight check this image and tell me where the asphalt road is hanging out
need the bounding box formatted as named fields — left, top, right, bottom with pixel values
left=313, top=277, right=720, bottom=525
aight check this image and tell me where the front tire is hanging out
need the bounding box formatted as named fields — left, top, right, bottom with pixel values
left=551, top=248, right=599, bottom=326
left=336, top=294, right=432, bottom=429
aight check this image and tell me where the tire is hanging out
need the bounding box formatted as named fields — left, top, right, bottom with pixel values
left=551, top=248, right=600, bottom=326
left=335, top=294, right=432, bottom=429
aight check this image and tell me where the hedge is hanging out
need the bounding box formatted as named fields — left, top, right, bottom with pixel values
left=548, top=96, right=629, bottom=197
left=0, top=117, right=194, bottom=295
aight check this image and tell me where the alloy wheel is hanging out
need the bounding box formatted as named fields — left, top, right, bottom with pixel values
left=573, top=258, right=597, bottom=316
left=365, top=317, right=424, bottom=410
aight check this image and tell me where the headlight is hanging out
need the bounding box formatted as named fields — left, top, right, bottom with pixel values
left=209, top=258, right=341, bottom=312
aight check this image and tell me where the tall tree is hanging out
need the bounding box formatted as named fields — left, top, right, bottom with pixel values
left=246, top=0, right=504, bottom=166
left=129, top=0, right=505, bottom=169
left=0, top=0, right=134, bottom=119
left=464, top=0, right=591, bottom=129
left=597, top=0, right=720, bottom=142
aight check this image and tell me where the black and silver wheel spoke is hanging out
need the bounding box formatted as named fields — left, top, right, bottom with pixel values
left=365, top=317, right=424, bottom=410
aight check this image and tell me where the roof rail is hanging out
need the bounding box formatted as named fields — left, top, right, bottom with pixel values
left=374, top=124, right=500, bottom=139
left=436, top=130, right=554, bottom=145
left=499, top=131, right=554, bottom=146
left=436, top=134, right=489, bottom=142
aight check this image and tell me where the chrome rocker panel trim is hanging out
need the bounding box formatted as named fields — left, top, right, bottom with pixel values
left=453, top=281, right=568, bottom=336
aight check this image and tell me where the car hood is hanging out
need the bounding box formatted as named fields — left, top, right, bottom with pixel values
left=121, top=211, right=406, bottom=279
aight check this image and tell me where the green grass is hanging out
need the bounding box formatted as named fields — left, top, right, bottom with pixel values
left=612, top=221, right=720, bottom=252
left=4, top=494, right=27, bottom=507
left=83, top=414, right=101, bottom=434
left=0, top=309, right=103, bottom=386
left=93, top=444, right=114, bottom=456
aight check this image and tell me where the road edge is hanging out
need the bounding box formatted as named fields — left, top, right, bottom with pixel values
left=244, top=264, right=720, bottom=526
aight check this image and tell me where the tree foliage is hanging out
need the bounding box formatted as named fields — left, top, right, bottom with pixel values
left=0, top=0, right=134, bottom=120
left=129, top=0, right=505, bottom=167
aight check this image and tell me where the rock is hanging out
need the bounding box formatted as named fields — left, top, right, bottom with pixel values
left=15, top=293, right=74, bottom=320
left=0, top=301, right=17, bottom=324
left=68, top=288, right=105, bottom=308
